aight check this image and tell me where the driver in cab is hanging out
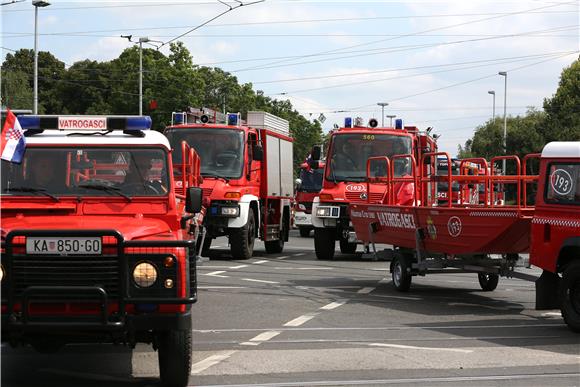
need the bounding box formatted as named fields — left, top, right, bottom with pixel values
left=123, top=152, right=167, bottom=195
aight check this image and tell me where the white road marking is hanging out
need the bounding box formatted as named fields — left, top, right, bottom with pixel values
left=320, top=301, right=346, bottom=310
left=369, top=342, right=474, bottom=353
left=199, top=265, right=233, bottom=269
left=379, top=277, right=390, bottom=284
left=190, top=350, right=237, bottom=374
left=241, top=278, right=279, bottom=284
left=198, top=286, right=247, bottom=289
left=204, top=271, right=229, bottom=278
left=293, top=253, right=306, bottom=256
left=273, top=267, right=333, bottom=270
left=357, top=287, right=376, bottom=294
left=542, top=312, right=562, bottom=317
left=284, top=313, right=318, bottom=327
left=276, top=255, right=289, bottom=260
left=240, top=330, right=282, bottom=346
left=229, top=264, right=248, bottom=269
left=253, top=260, right=268, bottom=264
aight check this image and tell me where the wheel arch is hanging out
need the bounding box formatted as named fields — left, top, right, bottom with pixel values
left=557, top=237, right=580, bottom=273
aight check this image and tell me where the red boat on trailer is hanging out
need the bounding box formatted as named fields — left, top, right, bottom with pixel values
left=350, top=151, right=539, bottom=292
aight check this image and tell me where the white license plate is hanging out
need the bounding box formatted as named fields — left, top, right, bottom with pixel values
left=26, top=237, right=102, bottom=255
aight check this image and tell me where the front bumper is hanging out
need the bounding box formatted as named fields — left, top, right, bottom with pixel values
left=294, top=211, right=312, bottom=227
left=1, top=229, right=196, bottom=342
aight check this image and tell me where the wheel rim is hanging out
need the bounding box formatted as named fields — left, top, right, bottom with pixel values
left=393, top=261, right=402, bottom=287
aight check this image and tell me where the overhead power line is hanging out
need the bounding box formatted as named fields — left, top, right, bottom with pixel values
left=232, top=1, right=577, bottom=73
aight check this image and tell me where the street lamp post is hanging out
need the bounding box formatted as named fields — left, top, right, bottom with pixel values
left=138, top=37, right=150, bottom=116
left=386, top=114, right=396, bottom=127
left=377, top=102, right=388, bottom=127
left=488, top=90, right=495, bottom=120
left=499, top=71, right=508, bottom=174
left=33, top=0, right=50, bottom=114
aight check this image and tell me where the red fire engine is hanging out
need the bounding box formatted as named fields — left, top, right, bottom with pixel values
left=294, top=158, right=325, bottom=237
left=530, top=142, right=580, bottom=332
left=310, top=117, right=437, bottom=260
left=165, top=108, right=293, bottom=259
left=1, top=115, right=203, bottom=387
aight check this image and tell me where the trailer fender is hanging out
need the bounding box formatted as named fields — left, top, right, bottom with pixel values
left=228, top=195, right=260, bottom=229
left=311, top=196, right=325, bottom=228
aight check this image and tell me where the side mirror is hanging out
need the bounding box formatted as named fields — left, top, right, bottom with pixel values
left=186, top=187, right=203, bottom=214
left=253, top=145, right=263, bottom=161
left=311, top=145, right=322, bottom=161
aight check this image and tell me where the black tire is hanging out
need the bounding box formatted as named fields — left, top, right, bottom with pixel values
left=391, top=253, right=412, bottom=292
left=230, top=210, right=255, bottom=260
left=339, top=238, right=357, bottom=254
left=299, top=227, right=311, bottom=238
left=314, top=227, right=335, bottom=260
left=561, top=262, right=580, bottom=333
left=157, top=329, right=192, bottom=387
left=478, top=273, right=499, bottom=291
left=201, top=236, right=212, bottom=256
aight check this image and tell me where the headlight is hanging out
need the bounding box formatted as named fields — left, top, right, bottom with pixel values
left=316, top=207, right=331, bottom=217
left=133, top=262, right=158, bottom=288
left=221, top=207, right=240, bottom=216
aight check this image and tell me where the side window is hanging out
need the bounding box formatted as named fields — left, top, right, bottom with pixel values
left=545, top=162, right=580, bottom=205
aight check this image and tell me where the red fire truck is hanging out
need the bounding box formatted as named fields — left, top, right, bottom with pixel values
left=294, top=159, right=325, bottom=237
left=530, top=142, right=580, bottom=332
left=165, top=108, right=293, bottom=259
left=310, top=117, right=437, bottom=260
left=1, top=115, right=203, bottom=387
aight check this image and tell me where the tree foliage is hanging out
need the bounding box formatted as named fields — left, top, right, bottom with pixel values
left=1, top=44, right=322, bottom=173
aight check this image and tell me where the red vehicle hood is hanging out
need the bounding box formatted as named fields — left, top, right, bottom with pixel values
left=320, top=182, right=385, bottom=203
left=1, top=215, right=174, bottom=241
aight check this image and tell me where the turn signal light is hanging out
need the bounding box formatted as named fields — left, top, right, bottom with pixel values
left=163, top=256, right=175, bottom=268
left=319, top=193, right=333, bottom=200
left=224, top=192, right=241, bottom=199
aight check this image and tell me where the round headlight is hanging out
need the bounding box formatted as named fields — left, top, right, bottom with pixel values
left=133, top=262, right=157, bottom=288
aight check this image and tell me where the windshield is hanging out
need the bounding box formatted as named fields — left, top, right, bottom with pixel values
left=299, top=168, right=324, bottom=192
left=327, top=133, right=412, bottom=182
left=166, top=128, right=245, bottom=179
left=1, top=147, right=169, bottom=198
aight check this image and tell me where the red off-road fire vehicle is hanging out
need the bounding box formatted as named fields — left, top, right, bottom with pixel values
left=530, top=142, right=580, bottom=332
left=165, top=108, right=293, bottom=259
left=310, top=117, right=437, bottom=260
left=1, top=115, right=203, bottom=387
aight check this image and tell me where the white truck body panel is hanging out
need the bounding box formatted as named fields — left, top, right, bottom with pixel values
left=247, top=111, right=290, bottom=136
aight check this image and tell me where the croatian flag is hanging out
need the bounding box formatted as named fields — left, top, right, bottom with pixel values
left=1, top=109, right=26, bottom=163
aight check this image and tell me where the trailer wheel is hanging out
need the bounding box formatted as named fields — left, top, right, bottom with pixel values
left=230, top=210, right=255, bottom=260
left=157, top=329, right=192, bottom=387
left=299, top=227, right=311, bottom=237
left=201, top=237, right=212, bottom=255
left=392, top=253, right=412, bottom=292
left=478, top=273, right=499, bottom=291
left=315, top=227, right=335, bottom=260
left=339, top=238, right=357, bottom=254
left=561, top=262, right=580, bottom=333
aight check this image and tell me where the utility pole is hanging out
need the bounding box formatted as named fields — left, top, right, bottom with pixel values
left=138, top=37, right=149, bottom=116
left=33, top=0, right=50, bottom=114
left=377, top=102, right=388, bottom=127
left=499, top=71, right=508, bottom=174
left=488, top=90, right=495, bottom=121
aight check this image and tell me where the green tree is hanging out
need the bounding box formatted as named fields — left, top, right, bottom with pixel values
left=542, top=57, right=580, bottom=142
left=1, top=70, right=33, bottom=110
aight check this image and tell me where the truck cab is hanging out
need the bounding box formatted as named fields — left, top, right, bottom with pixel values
left=311, top=117, right=437, bottom=260
left=165, top=109, right=293, bottom=260
left=530, top=141, right=580, bottom=332
left=1, top=115, right=202, bottom=387
left=294, top=159, right=325, bottom=237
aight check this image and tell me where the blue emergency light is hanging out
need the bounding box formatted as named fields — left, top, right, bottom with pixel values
left=344, top=117, right=353, bottom=128
left=227, top=113, right=240, bottom=126
left=395, top=118, right=404, bottom=130
left=18, top=115, right=151, bottom=136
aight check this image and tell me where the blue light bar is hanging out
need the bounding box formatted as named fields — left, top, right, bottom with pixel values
left=172, top=112, right=185, bottom=125
left=227, top=113, right=240, bottom=126
left=17, top=115, right=151, bottom=134
left=18, top=115, right=41, bottom=130
left=124, top=116, right=152, bottom=131
left=344, top=117, right=352, bottom=128
left=395, top=118, right=404, bottom=129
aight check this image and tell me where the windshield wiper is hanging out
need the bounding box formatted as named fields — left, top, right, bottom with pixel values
left=201, top=173, right=229, bottom=182
left=3, top=187, right=60, bottom=201
left=77, top=183, right=132, bottom=202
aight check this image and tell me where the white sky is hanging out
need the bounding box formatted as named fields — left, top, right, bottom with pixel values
left=1, top=0, right=579, bottom=154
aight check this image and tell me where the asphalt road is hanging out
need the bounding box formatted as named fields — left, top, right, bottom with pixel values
left=2, top=230, right=579, bottom=387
